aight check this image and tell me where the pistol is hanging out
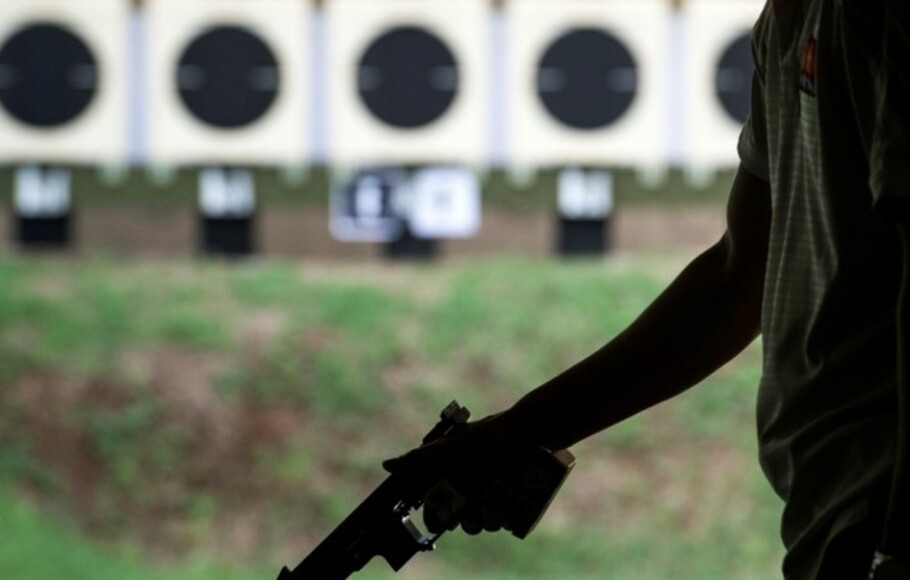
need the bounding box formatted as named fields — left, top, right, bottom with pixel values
left=277, top=401, right=575, bottom=579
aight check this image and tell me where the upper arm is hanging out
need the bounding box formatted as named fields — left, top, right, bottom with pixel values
left=700, top=165, right=773, bottom=339
left=737, top=6, right=773, bottom=183
left=733, top=8, right=772, bottom=251
left=723, top=165, right=772, bottom=279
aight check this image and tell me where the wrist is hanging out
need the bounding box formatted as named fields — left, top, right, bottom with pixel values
left=498, top=399, right=568, bottom=451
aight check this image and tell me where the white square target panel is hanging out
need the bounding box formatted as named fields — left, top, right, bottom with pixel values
left=683, top=0, right=764, bottom=169
left=505, top=0, right=670, bottom=168
left=0, top=0, right=130, bottom=164
left=146, top=0, right=310, bottom=166
left=326, top=0, right=490, bottom=166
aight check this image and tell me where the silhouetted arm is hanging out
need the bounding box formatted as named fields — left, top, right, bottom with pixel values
left=503, top=166, right=771, bottom=450
left=385, top=166, right=772, bottom=514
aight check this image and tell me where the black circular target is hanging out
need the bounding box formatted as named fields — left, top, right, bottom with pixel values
left=357, top=26, right=459, bottom=129
left=537, top=28, right=638, bottom=131
left=177, top=26, right=280, bottom=129
left=0, top=23, right=98, bottom=128
left=715, top=33, right=754, bottom=124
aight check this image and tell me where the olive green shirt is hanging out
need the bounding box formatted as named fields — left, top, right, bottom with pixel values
left=738, top=0, right=909, bottom=577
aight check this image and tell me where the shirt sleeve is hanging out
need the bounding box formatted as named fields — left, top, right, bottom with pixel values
left=868, top=0, right=910, bottom=209
left=737, top=5, right=773, bottom=183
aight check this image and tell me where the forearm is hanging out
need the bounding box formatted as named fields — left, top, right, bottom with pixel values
left=506, top=242, right=762, bottom=450
left=505, top=168, right=770, bottom=451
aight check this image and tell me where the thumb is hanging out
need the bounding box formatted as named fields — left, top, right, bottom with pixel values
left=382, top=455, right=407, bottom=473
left=383, top=414, right=506, bottom=474
left=383, top=438, right=451, bottom=474
left=382, top=446, right=431, bottom=474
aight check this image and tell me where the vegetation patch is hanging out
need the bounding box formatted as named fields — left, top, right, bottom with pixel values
left=0, top=255, right=780, bottom=578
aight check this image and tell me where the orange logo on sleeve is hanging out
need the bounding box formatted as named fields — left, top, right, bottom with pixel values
left=799, top=35, right=818, bottom=96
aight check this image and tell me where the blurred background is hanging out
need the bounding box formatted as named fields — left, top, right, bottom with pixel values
left=0, top=0, right=782, bottom=578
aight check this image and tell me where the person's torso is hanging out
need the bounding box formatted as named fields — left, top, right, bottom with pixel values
left=755, top=0, right=899, bottom=576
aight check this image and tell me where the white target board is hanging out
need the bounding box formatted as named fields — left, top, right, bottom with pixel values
left=0, top=0, right=129, bottom=164
left=409, top=166, right=481, bottom=239
left=505, top=0, right=670, bottom=168
left=326, top=0, right=490, bottom=166
left=683, top=0, right=764, bottom=169
left=146, top=0, right=310, bottom=166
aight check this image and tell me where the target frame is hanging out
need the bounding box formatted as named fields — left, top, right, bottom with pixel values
left=504, top=0, right=670, bottom=168
left=145, top=0, right=310, bottom=166
left=0, top=0, right=129, bottom=164
left=325, top=0, right=490, bottom=166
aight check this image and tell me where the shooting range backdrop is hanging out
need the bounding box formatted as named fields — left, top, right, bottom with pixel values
left=0, top=0, right=763, bottom=256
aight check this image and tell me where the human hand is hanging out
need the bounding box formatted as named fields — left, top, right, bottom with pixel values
left=383, top=412, right=524, bottom=535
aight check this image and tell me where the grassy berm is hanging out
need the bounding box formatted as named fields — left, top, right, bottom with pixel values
left=0, top=255, right=783, bottom=579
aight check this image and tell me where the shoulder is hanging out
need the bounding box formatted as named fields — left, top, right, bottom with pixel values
left=750, top=3, right=776, bottom=73
left=752, top=3, right=775, bottom=45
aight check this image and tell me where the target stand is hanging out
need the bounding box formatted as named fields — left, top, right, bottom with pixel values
left=330, top=167, right=438, bottom=260
left=504, top=0, right=669, bottom=258
left=197, top=167, right=256, bottom=257
left=12, top=166, right=72, bottom=249
left=383, top=225, right=439, bottom=261
left=324, top=0, right=488, bottom=259
left=329, top=165, right=480, bottom=261
left=0, top=1, right=130, bottom=251
left=146, top=0, right=309, bottom=257
left=556, top=168, right=614, bottom=257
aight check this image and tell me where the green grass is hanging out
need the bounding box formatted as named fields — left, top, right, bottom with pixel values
left=0, top=485, right=262, bottom=580
left=0, top=254, right=782, bottom=579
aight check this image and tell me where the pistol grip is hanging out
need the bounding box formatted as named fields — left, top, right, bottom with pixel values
left=506, top=447, right=576, bottom=539
left=421, top=445, right=575, bottom=539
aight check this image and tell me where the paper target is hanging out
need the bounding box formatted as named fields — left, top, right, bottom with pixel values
left=0, top=0, right=129, bottom=164
left=408, top=166, right=481, bottom=239
left=715, top=33, right=753, bottom=126
left=329, top=168, right=409, bottom=243
left=505, top=0, right=669, bottom=167
left=326, top=0, right=489, bottom=165
left=357, top=26, right=459, bottom=130
left=0, top=25, right=96, bottom=128
left=177, top=27, right=280, bottom=130
left=146, top=0, right=309, bottom=166
left=683, top=0, right=763, bottom=169
left=538, top=29, right=638, bottom=132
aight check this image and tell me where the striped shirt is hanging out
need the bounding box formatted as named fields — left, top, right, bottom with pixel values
left=738, top=0, right=909, bottom=577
